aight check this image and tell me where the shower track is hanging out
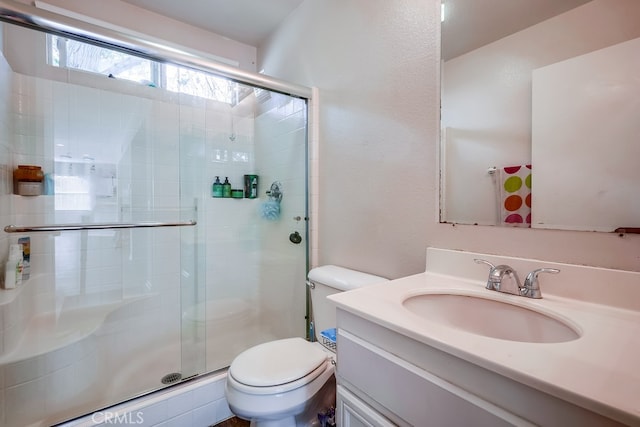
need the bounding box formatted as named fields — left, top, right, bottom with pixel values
left=4, top=220, right=197, bottom=233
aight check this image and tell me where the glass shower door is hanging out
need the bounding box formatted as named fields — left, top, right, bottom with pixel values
left=0, top=13, right=309, bottom=426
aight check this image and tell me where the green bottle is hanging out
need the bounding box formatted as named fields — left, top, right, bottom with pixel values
left=212, top=176, right=223, bottom=198
left=222, top=177, right=232, bottom=198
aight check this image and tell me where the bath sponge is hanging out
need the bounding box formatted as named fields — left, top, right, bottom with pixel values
left=260, top=200, right=280, bottom=220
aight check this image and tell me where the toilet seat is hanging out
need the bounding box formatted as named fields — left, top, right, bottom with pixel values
left=228, top=338, right=330, bottom=395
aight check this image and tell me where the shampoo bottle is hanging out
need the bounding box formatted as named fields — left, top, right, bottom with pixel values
left=250, top=176, right=258, bottom=198
left=222, top=177, right=232, bottom=198
left=212, top=176, right=223, bottom=198
left=18, top=236, right=30, bottom=280
left=4, top=244, right=24, bottom=289
left=244, top=175, right=258, bottom=199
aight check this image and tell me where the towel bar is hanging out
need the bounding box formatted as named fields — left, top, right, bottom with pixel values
left=4, top=220, right=197, bottom=233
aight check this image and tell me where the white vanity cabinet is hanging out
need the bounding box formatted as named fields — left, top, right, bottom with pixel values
left=335, top=309, right=624, bottom=427
left=336, top=385, right=396, bottom=427
left=335, top=323, right=525, bottom=426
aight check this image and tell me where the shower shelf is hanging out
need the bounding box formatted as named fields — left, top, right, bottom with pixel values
left=4, top=220, right=197, bottom=233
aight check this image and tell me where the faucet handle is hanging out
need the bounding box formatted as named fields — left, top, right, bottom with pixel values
left=474, top=259, right=496, bottom=290
left=474, top=258, right=495, bottom=269
left=522, top=268, right=560, bottom=299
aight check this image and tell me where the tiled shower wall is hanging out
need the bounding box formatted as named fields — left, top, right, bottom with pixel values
left=1, top=66, right=262, bottom=308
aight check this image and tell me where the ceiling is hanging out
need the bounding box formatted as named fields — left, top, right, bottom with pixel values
left=442, top=0, right=592, bottom=60
left=120, top=0, right=592, bottom=57
left=120, top=0, right=304, bottom=47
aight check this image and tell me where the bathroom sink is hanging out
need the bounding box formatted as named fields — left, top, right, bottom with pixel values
left=402, top=292, right=580, bottom=343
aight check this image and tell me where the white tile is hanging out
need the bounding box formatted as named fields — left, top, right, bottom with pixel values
left=154, top=412, right=193, bottom=427
left=165, top=388, right=194, bottom=419
left=4, top=355, right=46, bottom=387
left=192, top=401, right=217, bottom=427
left=44, top=339, right=82, bottom=372
left=4, top=377, right=47, bottom=426
left=192, top=379, right=223, bottom=408
left=136, top=401, right=168, bottom=426
left=46, top=363, right=85, bottom=411
left=214, top=398, right=234, bottom=423
left=2, top=323, right=23, bottom=359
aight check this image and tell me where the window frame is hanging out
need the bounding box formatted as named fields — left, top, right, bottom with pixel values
left=47, top=34, right=245, bottom=105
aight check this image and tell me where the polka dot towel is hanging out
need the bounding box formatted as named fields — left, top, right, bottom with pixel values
left=500, top=165, right=532, bottom=227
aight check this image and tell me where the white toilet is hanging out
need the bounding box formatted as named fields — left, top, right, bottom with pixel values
left=225, top=265, right=388, bottom=427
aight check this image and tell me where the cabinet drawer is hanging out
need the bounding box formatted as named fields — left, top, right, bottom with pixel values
left=337, top=330, right=532, bottom=427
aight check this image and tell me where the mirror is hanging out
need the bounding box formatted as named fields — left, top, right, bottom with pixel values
left=440, top=0, right=640, bottom=232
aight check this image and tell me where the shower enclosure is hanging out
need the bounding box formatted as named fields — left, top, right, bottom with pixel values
left=0, top=3, right=310, bottom=426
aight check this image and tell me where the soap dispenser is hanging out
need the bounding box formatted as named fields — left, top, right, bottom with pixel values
left=212, top=176, right=223, bottom=198
left=222, top=177, right=232, bottom=198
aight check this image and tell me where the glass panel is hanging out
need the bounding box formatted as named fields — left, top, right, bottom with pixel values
left=165, top=63, right=237, bottom=103
left=0, top=20, right=308, bottom=426
left=50, top=35, right=154, bottom=84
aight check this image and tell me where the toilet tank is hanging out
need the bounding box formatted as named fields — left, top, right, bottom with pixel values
left=308, top=265, right=388, bottom=341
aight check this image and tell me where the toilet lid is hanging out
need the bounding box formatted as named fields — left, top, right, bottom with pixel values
left=229, top=337, right=329, bottom=387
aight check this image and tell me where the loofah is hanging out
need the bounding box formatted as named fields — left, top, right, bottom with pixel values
left=260, top=200, right=280, bottom=220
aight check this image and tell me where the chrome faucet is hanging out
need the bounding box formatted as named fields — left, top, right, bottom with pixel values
left=474, top=259, right=521, bottom=293
left=474, top=259, right=560, bottom=299
left=521, top=268, right=560, bottom=299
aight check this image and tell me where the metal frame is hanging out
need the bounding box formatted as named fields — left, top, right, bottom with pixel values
left=4, top=220, right=197, bottom=233
left=0, top=0, right=312, bottom=99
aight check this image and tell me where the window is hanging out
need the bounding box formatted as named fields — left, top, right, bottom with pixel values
left=48, top=35, right=247, bottom=104
left=50, top=35, right=156, bottom=85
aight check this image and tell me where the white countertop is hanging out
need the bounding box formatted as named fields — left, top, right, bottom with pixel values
left=329, top=271, right=640, bottom=425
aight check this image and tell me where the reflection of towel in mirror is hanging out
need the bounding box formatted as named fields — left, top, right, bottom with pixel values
left=499, top=165, right=532, bottom=227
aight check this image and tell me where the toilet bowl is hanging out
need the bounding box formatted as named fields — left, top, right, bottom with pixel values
left=225, top=338, right=336, bottom=427
left=224, top=266, right=387, bottom=427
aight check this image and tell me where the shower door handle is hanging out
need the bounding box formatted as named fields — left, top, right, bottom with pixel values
left=289, top=231, right=302, bottom=244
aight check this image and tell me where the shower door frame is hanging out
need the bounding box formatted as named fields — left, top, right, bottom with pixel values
left=0, top=1, right=312, bottom=98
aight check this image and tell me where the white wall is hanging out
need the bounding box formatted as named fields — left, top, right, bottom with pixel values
left=259, top=0, right=437, bottom=278
left=259, top=0, right=640, bottom=275
left=441, top=0, right=640, bottom=226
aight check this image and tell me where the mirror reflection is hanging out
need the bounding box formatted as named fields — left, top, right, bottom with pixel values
left=440, top=0, right=640, bottom=231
